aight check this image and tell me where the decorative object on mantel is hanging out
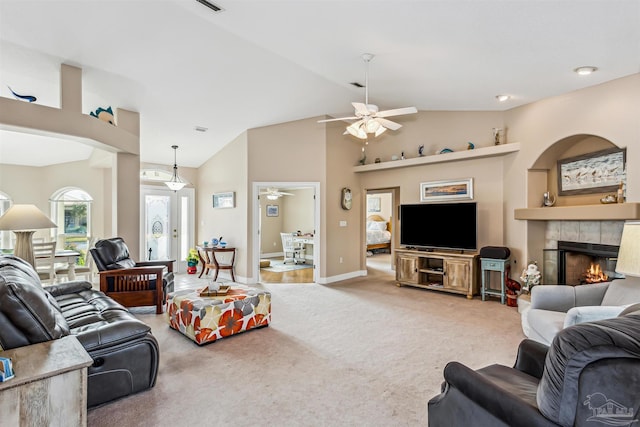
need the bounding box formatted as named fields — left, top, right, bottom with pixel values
left=375, top=158, right=381, bottom=163
left=418, top=145, right=425, bottom=156
left=467, top=142, right=475, bottom=150
left=89, top=106, right=115, bottom=125
left=600, top=194, right=618, bottom=204
left=542, top=191, right=556, bottom=207
left=617, top=182, right=625, bottom=203
left=438, top=148, right=453, bottom=154
left=492, top=128, right=502, bottom=145
left=7, top=85, right=36, bottom=102
left=557, top=147, right=626, bottom=196
left=391, top=155, right=399, bottom=161
left=401, top=151, right=405, bottom=160
left=519, top=262, right=540, bottom=294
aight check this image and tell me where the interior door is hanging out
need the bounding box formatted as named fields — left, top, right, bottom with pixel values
left=140, top=186, right=195, bottom=273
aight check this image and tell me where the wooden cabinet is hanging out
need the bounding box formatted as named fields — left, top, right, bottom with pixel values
left=395, top=249, right=478, bottom=298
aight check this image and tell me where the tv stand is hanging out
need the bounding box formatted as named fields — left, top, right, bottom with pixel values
left=395, top=248, right=478, bottom=298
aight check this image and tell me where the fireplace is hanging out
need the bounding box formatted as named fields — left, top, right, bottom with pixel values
left=543, top=241, right=621, bottom=285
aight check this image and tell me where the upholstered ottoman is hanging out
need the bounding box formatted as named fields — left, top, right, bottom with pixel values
left=165, top=285, right=271, bottom=345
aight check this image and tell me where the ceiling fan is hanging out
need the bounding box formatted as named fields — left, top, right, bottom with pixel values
left=318, top=53, right=417, bottom=139
left=260, top=188, right=294, bottom=200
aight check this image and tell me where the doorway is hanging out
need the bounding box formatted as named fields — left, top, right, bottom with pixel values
left=365, top=188, right=398, bottom=272
left=140, top=185, right=195, bottom=273
left=253, top=182, right=320, bottom=283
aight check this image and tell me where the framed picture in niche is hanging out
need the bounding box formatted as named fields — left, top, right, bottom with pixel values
left=213, top=192, right=235, bottom=208
left=266, top=205, right=279, bottom=217
left=367, top=196, right=381, bottom=212
left=557, top=147, right=626, bottom=196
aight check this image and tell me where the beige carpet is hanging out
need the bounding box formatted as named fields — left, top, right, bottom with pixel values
left=88, top=257, right=525, bottom=426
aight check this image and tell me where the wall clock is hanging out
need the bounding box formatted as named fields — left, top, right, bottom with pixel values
left=341, top=187, right=352, bottom=210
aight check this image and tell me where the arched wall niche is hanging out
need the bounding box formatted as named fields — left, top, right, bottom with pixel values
left=526, top=134, right=619, bottom=208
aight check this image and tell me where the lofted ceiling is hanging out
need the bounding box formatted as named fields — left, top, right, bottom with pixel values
left=0, top=0, right=638, bottom=168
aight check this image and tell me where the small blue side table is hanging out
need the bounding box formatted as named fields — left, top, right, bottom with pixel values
left=480, top=258, right=510, bottom=304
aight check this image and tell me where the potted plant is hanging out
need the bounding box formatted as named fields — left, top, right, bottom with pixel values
left=186, top=248, right=199, bottom=274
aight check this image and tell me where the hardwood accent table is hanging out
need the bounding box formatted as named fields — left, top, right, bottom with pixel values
left=197, top=246, right=237, bottom=281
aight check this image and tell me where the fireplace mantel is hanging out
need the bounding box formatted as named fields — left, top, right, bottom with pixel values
left=514, top=203, right=640, bottom=221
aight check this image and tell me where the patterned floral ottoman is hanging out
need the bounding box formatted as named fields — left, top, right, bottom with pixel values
left=165, top=285, right=271, bottom=345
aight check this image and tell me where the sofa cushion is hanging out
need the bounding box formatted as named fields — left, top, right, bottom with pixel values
left=0, top=256, right=70, bottom=349
left=601, top=277, right=640, bottom=306
left=526, top=309, right=566, bottom=346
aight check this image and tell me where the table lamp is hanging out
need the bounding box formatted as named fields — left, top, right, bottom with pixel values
left=615, top=221, right=640, bottom=277
left=0, top=204, right=57, bottom=267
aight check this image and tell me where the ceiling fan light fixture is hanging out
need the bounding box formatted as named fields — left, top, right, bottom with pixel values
left=365, top=119, right=380, bottom=133
left=266, top=194, right=279, bottom=200
left=165, top=145, right=186, bottom=191
left=374, top=126, right=387, bottom=137
left=347, top=123, right=367, bottom=139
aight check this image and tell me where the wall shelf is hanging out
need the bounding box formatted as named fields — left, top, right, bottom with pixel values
left=353, top=143, right=520, bottom=173
left=514, top=203, right=640, bottom=221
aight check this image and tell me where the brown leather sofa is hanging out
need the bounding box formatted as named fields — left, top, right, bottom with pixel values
left=0, top=255, right=159, bottom=408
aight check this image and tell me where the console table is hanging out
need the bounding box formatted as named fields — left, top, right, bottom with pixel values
left=0, top=336, right=93, bottom=426
left=197, top=246, right=237, bottom=281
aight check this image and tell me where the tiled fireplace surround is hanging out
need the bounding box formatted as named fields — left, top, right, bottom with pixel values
left=543, top=220, right=624, bottom=285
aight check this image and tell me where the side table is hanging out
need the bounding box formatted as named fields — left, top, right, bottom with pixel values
left=480, top=258, right=510, bottom=304
left=0, top=336, right=93, bottom=426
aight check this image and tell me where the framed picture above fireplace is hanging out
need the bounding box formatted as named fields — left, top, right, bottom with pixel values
left=557, top=147, right=626, bottom=196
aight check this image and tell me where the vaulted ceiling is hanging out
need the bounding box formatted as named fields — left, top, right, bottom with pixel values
left=1, top=0, right=638, bottom=167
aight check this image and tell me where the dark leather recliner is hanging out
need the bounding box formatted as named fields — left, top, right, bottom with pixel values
left=90, top=237, right=175, bottom=314
left=0, top=255, right=159, bottom=408
left=428, top=306, right=640, bottom=427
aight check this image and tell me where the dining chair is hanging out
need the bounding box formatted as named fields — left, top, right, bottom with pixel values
left=56, top=237, right=97, bottom=284
left=33, top=241, right=57, bottom=284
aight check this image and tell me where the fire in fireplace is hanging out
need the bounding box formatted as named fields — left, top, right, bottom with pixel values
left=543, top=241, right=620, bottom=286
left=583, top=263, right=608, bottom=284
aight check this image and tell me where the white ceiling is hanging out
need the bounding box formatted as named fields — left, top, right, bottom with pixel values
left=0, top=0, right=638, bottom=167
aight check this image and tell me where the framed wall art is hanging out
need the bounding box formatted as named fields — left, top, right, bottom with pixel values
left=420, top=178, right=474, bottom=202
left=213, top=191, right=235, bottom=208
left=557, top=147, right=626, bottom=196
left=266, top=204, right=279, bottom=217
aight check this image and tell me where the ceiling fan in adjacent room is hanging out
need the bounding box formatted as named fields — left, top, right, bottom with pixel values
left=318, top=53, right=417, bottom=139
left=260, top=188, right=293, bottom=200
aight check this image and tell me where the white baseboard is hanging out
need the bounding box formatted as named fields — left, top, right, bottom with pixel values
left=261, top=252, right=283, bottom=258
left=317, top=270, right=367, bottom=284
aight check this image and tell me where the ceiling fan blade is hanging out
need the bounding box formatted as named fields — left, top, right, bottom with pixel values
left=352, top=102, right=370, bottom=116
left=376, top=118, right=402, bottom=131
left=317, top=116, right=359, bottom=123
left=279, top=192, right=294, bottom=196
left=375, top=106, right=418, bottom=118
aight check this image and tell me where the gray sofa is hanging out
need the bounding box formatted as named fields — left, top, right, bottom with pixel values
left=526, top=277, right=640, bottom=345
left=0, top=255, right=159, bottom=408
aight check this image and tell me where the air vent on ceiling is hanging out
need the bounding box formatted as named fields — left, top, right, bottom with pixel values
left=196, top=0, right=223, bottom=13
left=350, top=82, right=365, bottom=88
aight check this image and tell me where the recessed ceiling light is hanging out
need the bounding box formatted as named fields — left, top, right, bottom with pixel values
left=574, top=66, right=598, bottom=76
left=194, top=126, right=208, bottom=132
left=495, top=95, right=510, bottom=102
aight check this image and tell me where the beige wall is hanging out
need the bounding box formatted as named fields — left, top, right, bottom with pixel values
left=503, top=73, right=640, bottom=270
left=0, top=159, right=107, bottom=242
left=196, top=131, right=249, bottom=279
left=260, top=196, right=284, bottom=254
left=247, top=118, right=327, bottom=279
left=282, top=188, right=314, bottom=235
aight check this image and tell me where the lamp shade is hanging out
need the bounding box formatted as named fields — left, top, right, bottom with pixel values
left=0, top=204, right=57, bottom=231
left=615, top=221, right=640, bottom=276
left=0, top=204, right=57, bottom=268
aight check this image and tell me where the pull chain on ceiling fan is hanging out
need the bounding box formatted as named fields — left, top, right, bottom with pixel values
left=318, top=53, right=417, bottom=139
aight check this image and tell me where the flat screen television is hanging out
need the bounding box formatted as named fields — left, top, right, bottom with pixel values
left=400, top=202, right=477, bottom=251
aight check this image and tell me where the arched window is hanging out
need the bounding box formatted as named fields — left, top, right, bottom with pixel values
left=50, top=188, right=92, bottom=265
left=0, top=192, right=12, bottom=250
